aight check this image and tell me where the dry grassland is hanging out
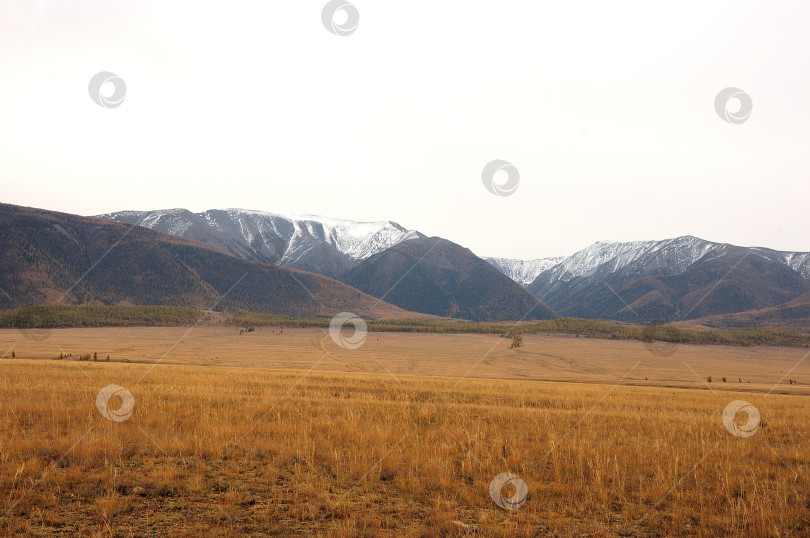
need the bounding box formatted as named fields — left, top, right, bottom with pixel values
left=2, top=326, right=809, bottom=394
left=1, top=336, right=809, bottom=536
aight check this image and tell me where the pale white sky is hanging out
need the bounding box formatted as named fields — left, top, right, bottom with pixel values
left=1, top=1, right=809, bottom=259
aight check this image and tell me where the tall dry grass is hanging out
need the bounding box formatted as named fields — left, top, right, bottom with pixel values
left=0, top=358, right=807, bottom=536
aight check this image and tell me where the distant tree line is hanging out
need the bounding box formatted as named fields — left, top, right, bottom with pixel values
left=1, top=305, right=808, bottom=348
left=0, top=305, right=200, bottom=328
left=231, top=312, right=810, bottom=348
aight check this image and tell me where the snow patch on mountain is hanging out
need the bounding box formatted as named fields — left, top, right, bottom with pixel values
left=782, top=252, right=810, bottom=279
left=484, top=257, right=564, bottom=286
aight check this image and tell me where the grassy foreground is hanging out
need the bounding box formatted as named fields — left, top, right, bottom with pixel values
left=1, top=359, right=807, bottom=536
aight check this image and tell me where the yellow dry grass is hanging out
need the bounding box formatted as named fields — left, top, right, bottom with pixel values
left=1, top=335, right=809, bottom=535
left=2, top=326, right=809, bottom=394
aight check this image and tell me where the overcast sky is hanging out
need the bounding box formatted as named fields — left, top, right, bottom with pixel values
left=2, top=1, right=809, bottom=259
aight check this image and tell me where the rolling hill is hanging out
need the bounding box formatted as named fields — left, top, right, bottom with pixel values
left=684, top=291, right=810, bottom=333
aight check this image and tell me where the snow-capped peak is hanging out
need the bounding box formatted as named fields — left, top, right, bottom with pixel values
left=97, top=207, right=425, bottom=279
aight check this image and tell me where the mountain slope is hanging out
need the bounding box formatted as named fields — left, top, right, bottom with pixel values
left=97, top=208, right=425, bottom=279
left=0, top=204, right=413, bottom=319
left=517, top=236, right=810, bottom=289
left=342, top=238, right=557, bottom=321
left=528, top=236, right=724, bottom=289
left=526, top=239, right=810, bottom=323
left=685, top=291, right=810, bottom=333
left=484, top=257, right=564, bottom=286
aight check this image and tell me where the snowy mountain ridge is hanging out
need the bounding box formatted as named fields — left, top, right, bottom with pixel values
left=493, top=236, right=810, bottom=289
left=536, top=236, right=722, bottom=283
left=98, top=209, right=810, bottom=285
left=97, top=208, right=425, bottom=279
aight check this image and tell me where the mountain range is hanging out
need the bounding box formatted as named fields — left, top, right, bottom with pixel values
left=96, top=208, right=550, bottom=321
left=0, top=204, right=412, bottom=319
left=2, top=203, right=808, bottom=330
left=98, top=208, right=424, bottom=279
left=522, top=237, right=810, bottom=324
